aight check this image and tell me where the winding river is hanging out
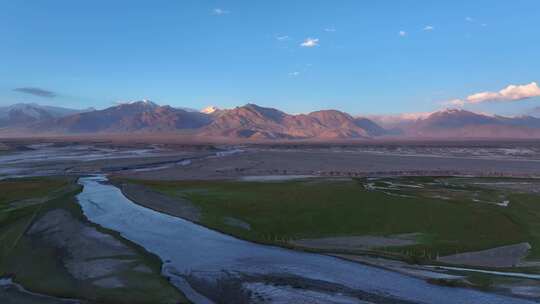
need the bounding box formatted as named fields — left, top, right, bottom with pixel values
left=75, top=175, right=537, bottom=304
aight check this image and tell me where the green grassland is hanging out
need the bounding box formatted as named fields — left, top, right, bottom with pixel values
left=132, top=177, right=540, bottom=261
left=0, top=177, right=73, bottom=257
left=0, top=177, right=186, bottom=304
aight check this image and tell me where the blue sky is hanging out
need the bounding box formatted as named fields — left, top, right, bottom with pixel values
left=1, top=0, right=539, bottom=115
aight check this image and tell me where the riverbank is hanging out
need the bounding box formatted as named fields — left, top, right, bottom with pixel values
left=0, top=176, right=187, bottom=304
left=77, top=175, right=535, bottom=304
left=117, top=176, right=540, bottom=259
left=111, top=180, right=201, bottom=222
left=113, top=175, right=540, bottom=300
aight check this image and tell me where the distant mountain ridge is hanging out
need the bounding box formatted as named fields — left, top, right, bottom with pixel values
left=3, top=101, right=540, bottom=139
left=38, top=101, right=211, bottom=133
left=403, top=109, right=540, bottom=138
left=0, top=103, right=92, bottom=127
left=199, top=104, right=387, bottom=139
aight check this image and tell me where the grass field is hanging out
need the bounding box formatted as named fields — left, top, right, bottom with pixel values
left=133, top=177, right=540, bottom=261
left=0, top=177, right=186, bottom=304
left=0, top=177, right=72, bottom=257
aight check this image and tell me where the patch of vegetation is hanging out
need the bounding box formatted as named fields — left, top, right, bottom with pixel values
left=0, top=177, right=186, bottom=304
left=0, top=177, right=70, bottom=204
left=506, top=193, right=540, bottom=258
left=131, top=177, right=540, bottom=262
left=462, top=273, right=495, bottom=289
left=426, top=278, right=472, bottom=288
left=0, top=177, right=71, bottom=256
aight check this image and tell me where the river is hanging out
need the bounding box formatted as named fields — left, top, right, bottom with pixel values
left=76, top=175, right=536, bottom=304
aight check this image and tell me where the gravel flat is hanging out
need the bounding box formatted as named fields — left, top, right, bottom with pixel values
left=439, top=242, right=532, bottom=268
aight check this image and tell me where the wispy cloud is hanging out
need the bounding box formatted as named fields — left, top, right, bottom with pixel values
left=212, top=8, right=229, bottom=15
left=288, top=71, right=300, bottom=77
left=447, top=82, right=540, bottom=106
left=324, top=27, right=336, bottom=32
left=399, top=30, right=407, bottom=37
left=465, top=16, right=488, bottom=27
left=13, top=87, right=57, bottom=98
left=300, top=38, right=319, bottom=47
left=276, top=35, right=290, bottom=41
left=423, top=25, right=434, bottom=31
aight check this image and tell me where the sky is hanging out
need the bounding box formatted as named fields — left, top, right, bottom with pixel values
left=1, top=0, right=539, bottom=116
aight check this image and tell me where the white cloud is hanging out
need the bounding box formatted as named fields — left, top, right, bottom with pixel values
left=212, top=8, right=229, bottom=15
left=448, top=82, right=540, bottom=106
left=300, top=38, right=319, bottom=47
left=324, top=27, right=336, bottom=32
left=399, top=30, right=407, bottom=37
left=288, top=71, right=300, bottom=77
left=423, top=25, right=434, bottom=31
left=447, top=99, right=466, bottom=106
left=276, top=35, right=290, bottom=41
left=465, top=17, right=489, bottom=27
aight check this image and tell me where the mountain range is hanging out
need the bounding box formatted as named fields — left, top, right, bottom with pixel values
left=2, top=101, right=540, bottom=139
left=0, top=103, right=91, bottom=127
left=38, top=100, right=211, bottom=133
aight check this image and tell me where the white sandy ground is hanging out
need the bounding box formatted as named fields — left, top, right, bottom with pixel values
left=438, top=242, right=532, bottom=268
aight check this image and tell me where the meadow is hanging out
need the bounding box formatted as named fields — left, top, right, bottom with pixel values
left=136, top=176, right=540, bottom=262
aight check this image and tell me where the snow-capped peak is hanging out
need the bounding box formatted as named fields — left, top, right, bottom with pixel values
left=201, top=106, right=219, bottom=114
left=439, top=108, right=462, bottom=114
left=137, top=99, right=158, bottom=106
left=115, top=99, right=159, bottom=108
